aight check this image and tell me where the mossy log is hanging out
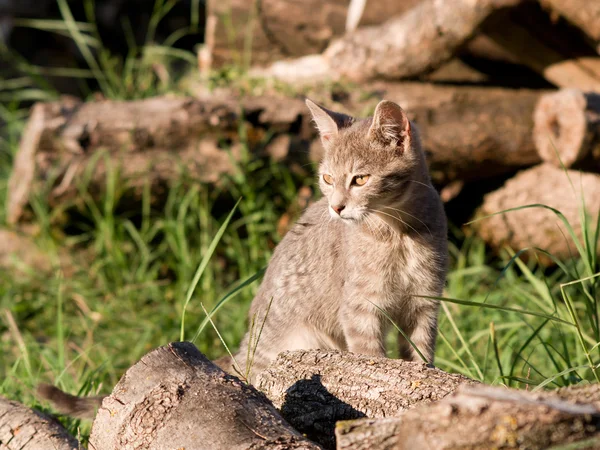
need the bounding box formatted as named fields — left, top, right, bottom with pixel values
left=257, top=350, right=476, bottom=449
left=0, top=396, right=79, bottom=450
left=335, top=385, right=600, bottom=450
left=88, top=342, right=320, bottom=450
left=476, top=164, right=600, bottom=263
left=533, top=89, right=600, bottom=170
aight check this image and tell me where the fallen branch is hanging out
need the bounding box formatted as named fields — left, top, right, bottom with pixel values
left=257, top=350, right=476, bottom=448
left=476, top=164, right=600, bottom=263
left=89, top=342, right=320, bottom=449
left=335, top=385, right=600, bottom=450
left=533, top=89, right=600, bottom=170
left=0, top=397, right=79, bottom=450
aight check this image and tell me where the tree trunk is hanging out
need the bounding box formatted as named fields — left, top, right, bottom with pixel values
left=476, top=164, right=600, bottom=263
left=335, top=385, right=600, bottom=450
left=540, top=0, right=600, bottom=53
left=0, top=397, right=79, bottom=450
left=533, top=89, right=600, bottom=170
left=257, top=350, right=477, bottom=449
left=205, top=0, right=422, bottom=68
left=88, top=342, right=321, bottom=450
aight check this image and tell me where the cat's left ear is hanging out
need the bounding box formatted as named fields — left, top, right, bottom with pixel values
left=368, top=100, right=411, bottom=153
left=305, top=99, right=354, bottom=148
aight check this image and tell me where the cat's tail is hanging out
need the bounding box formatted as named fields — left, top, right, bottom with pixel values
left=37, top=384, right=104, bottom=420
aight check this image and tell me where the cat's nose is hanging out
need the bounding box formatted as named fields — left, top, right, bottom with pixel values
left=332, top=204, right=345, bottom=215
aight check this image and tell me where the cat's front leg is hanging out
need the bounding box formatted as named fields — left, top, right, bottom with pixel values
left=340, top=299, right=387, bottom=357
left=397, top=300, right=439, bottom=364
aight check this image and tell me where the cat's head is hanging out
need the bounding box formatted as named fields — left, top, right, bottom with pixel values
left=306, top=99, right=426, bottom=223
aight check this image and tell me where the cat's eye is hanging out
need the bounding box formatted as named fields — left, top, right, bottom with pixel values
left=323, top=174, right=334, bottom=185
left=353, top=175, right=370, bottom=186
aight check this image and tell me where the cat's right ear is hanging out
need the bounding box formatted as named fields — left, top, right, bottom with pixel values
left=305, top=99, right=353, bottom=148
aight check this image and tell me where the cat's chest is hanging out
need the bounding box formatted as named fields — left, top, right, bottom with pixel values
left=347, top=231, right=431, bottom=292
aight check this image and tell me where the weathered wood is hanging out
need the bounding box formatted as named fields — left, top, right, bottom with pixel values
left=254, top=0, right=524, bottom=83
left=206, top=0, right=421, bottom=67
left=257, top=350, right=476, bottom=449
left=540, top=0, right=600, bottom=53
left=89, top=342, right=321, bottom=450
left=335, top=385, right=600, bottom=450
left=7, top=83, right=545, bottom=222
left=477, top=164, right=600, bottom=263
left=6, top=94, right=312, bottom=224
left=0, top=396, right=79, bottom=450
left=534, top=89, right=600, bottom=170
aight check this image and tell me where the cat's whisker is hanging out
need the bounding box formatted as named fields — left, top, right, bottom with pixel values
left=406, top=179, right=437, bottom=193
left=380, top=205, right=432, bottom=236
left=365, top=215, right=384, bottom=241
left=368, top=208, right=424, bottom=239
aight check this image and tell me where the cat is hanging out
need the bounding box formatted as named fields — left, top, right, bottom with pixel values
left=38, top=99, right=448, bottom=417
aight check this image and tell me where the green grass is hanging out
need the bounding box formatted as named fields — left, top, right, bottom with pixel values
left=1, top=1, right=600, bottom=443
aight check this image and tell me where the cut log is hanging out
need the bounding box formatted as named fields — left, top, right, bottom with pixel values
left=540, top=0, right=600, bottom=53
left=481, top=3, right=600, bottom=90
left=335, top=385, right=600, bottom=450
left=7, top=83, right=545, bottom=222
left=89, top=342, right=321, bottom=450
left=206, top=0, right=421, bottom=67
left=254, top=0, right=524, bottom=83
left=533, top=89, right=600, bottom=170
left=355, top=82, right=543, bottom=187
left=0, top=396, right=79, bottom=450
left=257, top=350, right=477, bottom=449
left=6, top=93, right=313, bottom=224
left=476, top=164, right=600, bottom=263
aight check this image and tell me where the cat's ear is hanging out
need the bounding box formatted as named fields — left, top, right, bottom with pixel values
left=368, top=100, right=411, bottom=153
left=305, top=99, right=353, bottom=148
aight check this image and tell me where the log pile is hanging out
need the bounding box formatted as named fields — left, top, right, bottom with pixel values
left=6, top=0, right=600, bottom=265
left=26, top=343, right=600, bottom=449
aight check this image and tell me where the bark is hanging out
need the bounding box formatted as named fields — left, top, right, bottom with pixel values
left=6, top=93, right=312, bottom=224
left=335, top=385, right=600, bottom=450
left=481, top=4, right=600, bottom=90
left=476, top=164, right=600, bottom=263
left=206, top=0, right=421, bottom=67
left=88, top=342, right=320, bottom=450
left=540, top=0, right=600, bottom=53
left=0, top=396, right=79, bottom=450
left=254, top=0, right=524, bottom=83
left=533, top=89, right=600, bottom=170
left=257, top=350, right=477, bottom=449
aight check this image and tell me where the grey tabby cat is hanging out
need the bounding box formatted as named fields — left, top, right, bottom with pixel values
left=38, top=99, right=448, bottom=417
left=221, top=99, right=448, bottom=381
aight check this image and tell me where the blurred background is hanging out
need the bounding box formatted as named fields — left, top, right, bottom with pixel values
left=0, top=0, right=599, bottom=441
